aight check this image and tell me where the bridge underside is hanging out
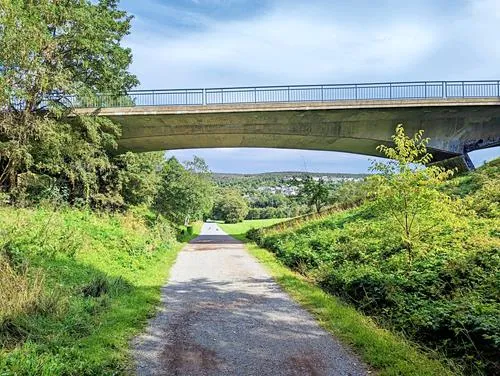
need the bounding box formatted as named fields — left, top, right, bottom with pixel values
left=80, top=99, right=500, bottom=170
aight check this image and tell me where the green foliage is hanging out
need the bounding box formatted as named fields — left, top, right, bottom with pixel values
left=213, top=172, right=365, bottom=220
left=0, top=0, right=138, bottom=207
left=114, top=151, right=164, bottom=207
left=212, top=189, right=249, bottom=223
left=252, top=135, right=500, bottom=374
left=444, top=158, right=500, bottom=218
left=330, top=178, right=374, bottom=208
left=370, top=124, right=456, bottom=265
left=154, top=157, right=215, bottom=224
left=0, top=206, right=180, bottom=374
left=297, top=176, right=332, bottom=213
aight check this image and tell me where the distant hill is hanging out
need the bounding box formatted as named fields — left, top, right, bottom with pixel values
left=212, top=171, right=370, bottom=196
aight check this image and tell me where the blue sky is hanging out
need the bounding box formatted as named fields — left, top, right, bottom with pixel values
left=120, top=0, right=500, bottom=173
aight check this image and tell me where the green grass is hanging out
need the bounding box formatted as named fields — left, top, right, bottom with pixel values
left=218, top=218, right=287, bottom=241
left=0, top=207, right=184, bottom=375
left=244, top=243, right=456, bottom=376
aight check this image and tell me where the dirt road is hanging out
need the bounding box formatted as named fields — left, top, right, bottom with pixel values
left=133, top=223, right=367, bottom=376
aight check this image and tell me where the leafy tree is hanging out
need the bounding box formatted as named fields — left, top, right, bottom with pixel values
left=184, top=155, right=211, bottom=175
left=370, top=124, right=455, bottom=265
left=0, top=0, right=138, bottom=205
left=298, top=176, right=331, bottom=213
left=213, top=189, right=249, bottom=223
left=115, top=152, right=165, bottom=207
left=154, top=157, right=214, bottom=224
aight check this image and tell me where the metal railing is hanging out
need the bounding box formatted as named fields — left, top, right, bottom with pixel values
left=71, top=80, right=500, bottom=108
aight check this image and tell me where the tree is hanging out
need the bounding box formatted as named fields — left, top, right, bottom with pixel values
left=298, top=176, right=331, bottom=213
left=370, top=124, right=455, bottom=265
left=0, top=0, right=138, bottom=205
left=154, top=157, right=214, bottom=224
left=184, top=156, right=211, bottom=175
left=115, top=151, right=165, bottom=207
left=213, top=189, right=249, bottom=223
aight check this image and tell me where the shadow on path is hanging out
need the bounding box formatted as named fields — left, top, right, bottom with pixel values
left=133, top=223, right=367, bottom=376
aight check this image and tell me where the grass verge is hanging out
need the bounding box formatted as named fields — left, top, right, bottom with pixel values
left=218, top=218, right=287, bottom=241
left=178, top=221, right=203, bottom=242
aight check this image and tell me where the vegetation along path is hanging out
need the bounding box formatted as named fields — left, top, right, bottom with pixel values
left=133, top=223, right=368, bottom=376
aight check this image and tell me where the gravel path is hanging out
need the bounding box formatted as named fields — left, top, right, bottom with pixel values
left=133, top=223, right=368, bottom=376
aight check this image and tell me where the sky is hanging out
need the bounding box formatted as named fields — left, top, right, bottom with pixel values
left=119, top=0, right=500, bottom=173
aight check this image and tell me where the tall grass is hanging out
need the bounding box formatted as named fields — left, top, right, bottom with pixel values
left=0, top=258, right=43, bottom=330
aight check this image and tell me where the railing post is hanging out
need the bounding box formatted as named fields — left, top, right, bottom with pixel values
left=424, top=82, right=427, bottom=98
left=355, top=84, right=358, bottom=100
left=221, top=89, right=224, bottom=104
left=321, top=85, right=324, bottom=102
left=389, top=83, right=392, bottom=99
left=152, top=92, right=155, bottom=106
left=443, top=81, right=446, bottom=98
left=287, top=86, right=290, bottom=102
left=462, top=81, right=465, bottom=98
left=254, top=87, right=257, bottom=103
left=497, top=81, right=500, bottom=98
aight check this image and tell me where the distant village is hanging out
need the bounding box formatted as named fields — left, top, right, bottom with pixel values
left=259, top=175, right=364, bottom=196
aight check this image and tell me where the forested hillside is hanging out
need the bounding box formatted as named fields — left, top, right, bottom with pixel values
left=250, top=154, right=500, bottom=375
left=213, top=171, right=368, bottom=189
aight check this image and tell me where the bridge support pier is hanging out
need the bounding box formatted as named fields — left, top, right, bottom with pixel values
left=435, top=153, right=475, bottom=172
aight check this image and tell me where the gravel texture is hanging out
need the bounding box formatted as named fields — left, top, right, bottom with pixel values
left=133, top=223, right=368, bottom=376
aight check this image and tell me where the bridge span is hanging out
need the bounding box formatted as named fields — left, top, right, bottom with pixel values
left=74, top=81, right=500, bottom=170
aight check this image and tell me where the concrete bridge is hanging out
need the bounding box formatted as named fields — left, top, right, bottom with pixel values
left=74, top=81, right=500, bottom=169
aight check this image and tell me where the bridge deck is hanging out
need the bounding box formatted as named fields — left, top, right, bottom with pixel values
left=75, top=97, right=500, bottom=116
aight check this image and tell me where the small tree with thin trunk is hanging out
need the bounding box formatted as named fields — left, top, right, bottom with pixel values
left=370, top=124, right=455, bottom=266
left=298, top=176, right=331, bottom=214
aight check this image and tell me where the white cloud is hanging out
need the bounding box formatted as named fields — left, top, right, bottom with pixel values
left=126, top=4, right=438, bottom=88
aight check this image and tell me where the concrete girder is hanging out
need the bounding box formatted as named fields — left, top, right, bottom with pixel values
left=75, top=99, right=500, bottom=170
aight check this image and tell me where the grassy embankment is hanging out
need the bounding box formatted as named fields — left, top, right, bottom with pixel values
left=223, top=159, right=500, bottom=376
left=0, top=207, right=197, bottom=375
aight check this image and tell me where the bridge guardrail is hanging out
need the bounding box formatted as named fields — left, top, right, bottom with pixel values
left=69, top=80, right=500, bottom=108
